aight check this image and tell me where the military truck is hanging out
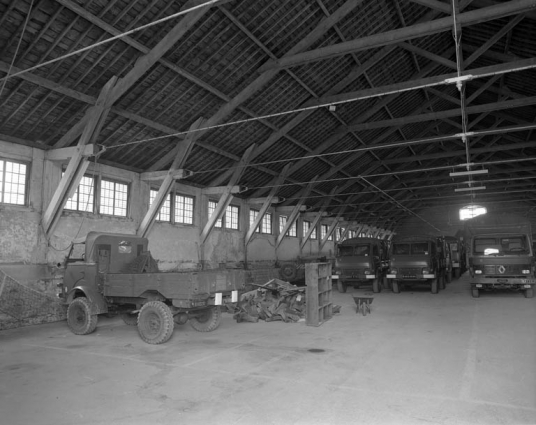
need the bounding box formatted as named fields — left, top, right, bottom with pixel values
left=385, top=235, right=446, bottom=294
left=58, top=232, right=246, bottom=344
left=465, top=214, right=535, bottom=298
left=332, top=237, right=388, bottom=293
left=444, top=235, right=465, bottom=279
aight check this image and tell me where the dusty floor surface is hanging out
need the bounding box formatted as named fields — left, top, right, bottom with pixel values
left=1, top=273, right=535, bottom=425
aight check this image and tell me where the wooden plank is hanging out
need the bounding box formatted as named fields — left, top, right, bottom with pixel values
left=45, top=145, right=97, bottom=161
left=140, top=169, right=190, bottom=181
left=137, top=117, right=204, bottom=238
left=202, top=185, right=244, bottom=195
left=258, top=0, right=535, bottom=71
left=200, top=144, right=256, bottom=244
left=245, top=163, right=290, bottom=246
left=275, top=176, right=318, bottom=249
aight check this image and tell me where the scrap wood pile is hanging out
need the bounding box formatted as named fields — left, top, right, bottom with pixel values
left=231, top=279, right=306, bottom=323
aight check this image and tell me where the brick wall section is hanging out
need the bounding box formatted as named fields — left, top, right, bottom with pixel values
left=0, top=269, right=67, bottom=330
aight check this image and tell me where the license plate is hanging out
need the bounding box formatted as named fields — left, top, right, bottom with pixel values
left=521, top=279, right=536, bottom=284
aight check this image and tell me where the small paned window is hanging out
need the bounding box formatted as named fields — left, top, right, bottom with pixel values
left=175, top=194, right=194, bottom=225
left=209, top=201, right=238, bottom=229
left=100, top=179, right=128, bottom=217
left=321, top=224, right=333, bottom=241
left=260, top=212, right=272, bottom=234
left=303, top=220, right=310, bottom=238
left=0, top=159, right=27, bottom=205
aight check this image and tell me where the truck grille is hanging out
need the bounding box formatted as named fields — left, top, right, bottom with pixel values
left=483, top=264, right=529, bottom=275
left=341, top=268, right=363, bottom=276
left=400, top=268, right=420, bottom=278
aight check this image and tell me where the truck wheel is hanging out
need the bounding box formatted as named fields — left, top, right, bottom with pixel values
left=392, top=280, right=400, bottom=294
left=190, top=307, right=222, bottom=332
left=446, top=269, right=453, bottom=284
left=471, top=288, right=480, bottom=298
left=372, top=278, right=381, bottom=293
left=121, top=312, right=138, bottom=326
left=67, top=297, right=98, bottom=335
left=439, top=272, right=446, bottom=290
left=454, top=268, right=461, bottom=279
left=279, top=263, right=298, bottom=281
left=431, top=278, right=439, bottom=294
left=524, top=288, right=534, bottom=298
left=137, top=301, right=174, bottom=344
left=337, top=280, right=347, bottom=293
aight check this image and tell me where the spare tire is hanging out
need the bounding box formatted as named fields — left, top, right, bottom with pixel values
left=279, top=262, right=298, bottom=281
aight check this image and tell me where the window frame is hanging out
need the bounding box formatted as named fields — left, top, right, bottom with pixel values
left=250, top=208, right=272, bottom=234
left=99, top=177, right=129, bottom=218
left=150, top=189, right=195, bottom=225
left=209, top=200, right=240, bottom=230
left=64, top=173, right=95, bottom=213
left=0, top=157, right=29, bottom=206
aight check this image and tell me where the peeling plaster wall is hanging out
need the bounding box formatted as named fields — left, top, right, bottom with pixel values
left=0, top=140, right=344, bottom=273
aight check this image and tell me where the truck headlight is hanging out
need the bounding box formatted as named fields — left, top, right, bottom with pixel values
left=422, top=268, right=430, bottom=274
left=364, top=269, right=371, bottom=274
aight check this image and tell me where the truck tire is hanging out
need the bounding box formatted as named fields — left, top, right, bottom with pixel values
left=392, top=280, right=400, bottom=293
left=190, top=307, right=222, bottom=332
left=471, top=288, right=480, bottom=298
left=372, top=278, right=381, bottom=293
left=67, top=297, right=98, bottom=335
left=524, top=287, right=534, bottom=298
left=431, top=278, right=439, bottom=294
left=137, top=301, right=174, bottom=344
left=121, top=312, right=138, bottom=326
left=279, top=263, right=298, bottom=281
left=337, top=280, right=347, bottom=293
left=454, top=268, right=461, bottom=279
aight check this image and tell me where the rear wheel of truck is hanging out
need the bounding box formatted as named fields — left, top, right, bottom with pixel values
left=337, top=280, right=347, bottom=293
left=454, top=268, right=461, bottom=279
left=67, top=297, right=98, bottom=335
left=524, top=287, right=534, bottom=298
left=121, top=312, right=138, bottom=326
left=471, top=288, right=480, bottom=298
left=392, top=280, right=400, bottom=293
left=137, top=301, right=174, bottom=344
left=190, top=307, right=222, bottom=332
left=372, top=278, right=381, bottom=293
left=431, top=278, right=439, bottom=294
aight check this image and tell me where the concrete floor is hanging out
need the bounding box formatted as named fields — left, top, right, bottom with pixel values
left=1, top=273, right=535, bottom=425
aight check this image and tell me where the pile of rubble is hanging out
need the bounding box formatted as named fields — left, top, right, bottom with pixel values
left=231, top=279, right=306, bottom=323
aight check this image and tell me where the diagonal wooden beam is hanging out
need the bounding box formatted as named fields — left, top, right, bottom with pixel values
left=275, top=176, right=318, bottom=249
left=258, top=0, right=535, bottom=71
left=398, top=42, right=458, bottom=69
left=319, top=205, right=347, bottom=250
left=244, top=163, right=291, bottom=246
left=52, top=1, right=215, bottom=148
left=300, top=187, right=337, bottom=249
left=137, top=117, right=205, bottom=238
left=42, top=77, right=117, bottom=236
left=200, top=144, right=256, bottom=244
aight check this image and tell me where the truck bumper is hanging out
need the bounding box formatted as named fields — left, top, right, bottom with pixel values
left=471, top=277, right=536, bottom=289
left=386, top=274, right=434, bottom=280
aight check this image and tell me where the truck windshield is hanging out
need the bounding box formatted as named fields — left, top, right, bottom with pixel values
left=474, top=236, right=529, bottom=255
left=392, top=242, right=429, bottom=255
left=338, top=244, right=370, bottom=256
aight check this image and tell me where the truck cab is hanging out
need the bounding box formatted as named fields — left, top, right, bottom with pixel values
left=333, top=237, right=388, bottom=293
left=386, top=235, right=446, bottom=294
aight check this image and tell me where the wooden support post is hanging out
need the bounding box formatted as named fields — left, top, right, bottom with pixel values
left=42, top=77, right=117, bottom=236
left=319, top=206, right=347, bottom=250
left=200, top=144, right=256, bottom=244
left=301, top=187, right=337, bottom=249
left=137, top=118, right=204, bottom=238
left=245, top=164, right=290, bottom=246
left=275, top=176, right=318, bottom=249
